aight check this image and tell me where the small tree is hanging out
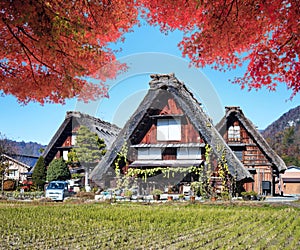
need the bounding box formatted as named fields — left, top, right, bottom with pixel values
left=46, top=158, right=71, bottom=182
left=75, top=126, right=106, bottom=190
left=32, top=156, right=46, bottom=191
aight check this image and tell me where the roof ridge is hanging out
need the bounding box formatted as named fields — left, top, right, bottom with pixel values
left=65, top=110, right=120, bottom=130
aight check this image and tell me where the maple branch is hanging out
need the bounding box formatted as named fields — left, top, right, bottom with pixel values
left=52, top=37, right=85, bottom=73
left=217, top=0, right=230, bottom=21
left=17, top=26, right=38, bottom=42
left=235, top=0, right=239, bottom=20
left=221, top=0, right=236, bottom=26
left=21, top=46, right=42, bottom=91
left=211, top=0, right=237, bottom=32
left=3, top=18, right=60, bottom=75
left=86, top=0, right=99, bottom=26
left=0, top=63, right=16, bottom=77
left=278, top=34, right=295, bottom=51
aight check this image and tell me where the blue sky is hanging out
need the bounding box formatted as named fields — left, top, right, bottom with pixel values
left=0, top=23, right=299, bottom=145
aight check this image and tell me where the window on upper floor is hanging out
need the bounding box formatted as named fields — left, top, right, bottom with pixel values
left=138, top=148, right=162, bottom=160
left=8, top=170, right=18, bottom=178
left=71, top=135, right=77, bottom=146
left=62, top=150, right=69, bottom=161
left=157, top=118, right=181, bottom=141
left=177, top=147, right=202, bottom=159
left=228, top=125, right=240, bottom=141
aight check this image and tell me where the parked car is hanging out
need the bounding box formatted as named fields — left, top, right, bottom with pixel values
left=45, top=181, right=71, bottom=201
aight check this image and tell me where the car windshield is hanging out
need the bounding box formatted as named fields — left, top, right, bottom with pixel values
left=47, top=182, right=65, bottom=189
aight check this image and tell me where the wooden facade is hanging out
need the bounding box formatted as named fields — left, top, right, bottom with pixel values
left=53, top=126, right=78, bottom=162
left=91, top=74, right=253, bottom=193
left=216, top=106, right=287, bottom=195
left=278, top=166, right=300, bottom=195
left=1, top=154, right=31, bottom=183
left=42, top=111, right=120, bottom=169
left=127, top=97, right=206, bottom=172
left=225, top=120, right=273, bottom=194
left=138, top=99, right=204, bottom=145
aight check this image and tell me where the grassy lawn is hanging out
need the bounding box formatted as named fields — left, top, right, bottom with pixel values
left=0, top=201, right=299, bottom=249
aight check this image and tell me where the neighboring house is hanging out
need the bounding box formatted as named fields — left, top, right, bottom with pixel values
left=279, top=166, right=300, bottom=195
left=216, top=106, right=287, bottom=195
left=1, top=154, right=31, bottom=183
left=41, top=111, right=121, bottom=177
left=12, top=154, right=39, bottom=170
left=90, top=73, right=253, bottom=193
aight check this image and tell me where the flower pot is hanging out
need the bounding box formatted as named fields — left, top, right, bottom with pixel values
left=167, top=196, right=173, bottom=201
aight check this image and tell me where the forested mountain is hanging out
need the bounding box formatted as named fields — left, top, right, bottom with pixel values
left=262, top=106, right=300, bottom=166
left=0, top=137, right=44, bottom=167
left=6, top=140, right=44, bottom=157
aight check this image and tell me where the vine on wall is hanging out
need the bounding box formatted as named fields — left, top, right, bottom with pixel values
left=114, top=142, right=129, bottom=190
left=216, top=147, right=235, bottom=199
left=113, top=142, right=236, bottom=199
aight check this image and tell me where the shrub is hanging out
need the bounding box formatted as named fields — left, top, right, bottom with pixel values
left=32, top=156, right=46, bottom=190
left=152, top=189, right=163, bottom=195
left=124, top=189, right=133, bottom=197
left=47, top=158, right=71, bottom=182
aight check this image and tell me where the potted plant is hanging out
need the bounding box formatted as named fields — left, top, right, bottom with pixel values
left=211, top=193, right=218, bottom=201
left=167, top=195, right=173, bottom=201
left=178, top=194, right=185, bottom=201
left=124, top=189, right=133, bottom=200
left=190, top=181, right=201, bottom=201
left=152, top=189, right=163, bottom=201
left=221, top=192, right=230, bottom=201
left=167, top=186, right=174, bottom=201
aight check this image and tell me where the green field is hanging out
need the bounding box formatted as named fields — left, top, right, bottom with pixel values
left=0, top=201, right=299, bottom=249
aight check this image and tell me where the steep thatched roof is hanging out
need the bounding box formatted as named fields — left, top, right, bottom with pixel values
left=42, top=111, right=120, bottom=166
left=216, top=106, right=287, bottom=173
left=90, top=73, right=253, bottom=183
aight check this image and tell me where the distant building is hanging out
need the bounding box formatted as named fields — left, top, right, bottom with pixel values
left=41, top=111, right=120, bottom=188
left=1, top=154, right=32, bottom=183
left=12, top=154, right=38, bottom=169
left=278, top=166, right=300, bottom=195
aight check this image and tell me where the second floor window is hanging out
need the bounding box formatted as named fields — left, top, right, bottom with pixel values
left=228, top=125, right=240, bottom=141
left=71, top=135, right=77, bottom=146
left=157, top=118, right=181, bottom=141
left=8, top=170, right=18, bottom=178
left=63, top=150, right=69, bottom=161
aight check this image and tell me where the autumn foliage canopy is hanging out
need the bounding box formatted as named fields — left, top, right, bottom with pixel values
left=0, top=0, right=299, bottom=104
